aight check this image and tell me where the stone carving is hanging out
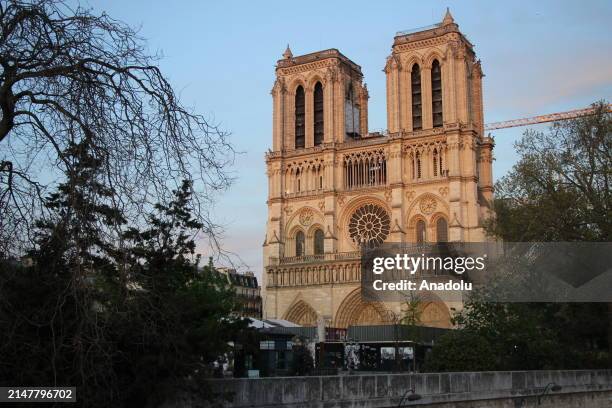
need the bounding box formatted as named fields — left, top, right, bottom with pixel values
left=405, top=191, right=416, bottom=201
left=420, top=196, right=437, bottom=215
left=384, top=190, right=392, bottom=202
left=439, top=187, right=449, bottom=197
left=318, top=201, right=325, bottom=211
left=299, top=208, right=314, bottom=226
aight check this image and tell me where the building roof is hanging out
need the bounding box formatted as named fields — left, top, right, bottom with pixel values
left=276, top=48, right=362, bottom=75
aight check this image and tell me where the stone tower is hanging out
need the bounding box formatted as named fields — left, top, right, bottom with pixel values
left=263, top=10, right=494, bottom=329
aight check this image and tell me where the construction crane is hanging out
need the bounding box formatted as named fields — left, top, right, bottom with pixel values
left=484, top=104, right=610, bottom=131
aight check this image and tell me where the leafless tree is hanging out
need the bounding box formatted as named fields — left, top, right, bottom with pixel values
left=0, top=0, right=234, bottom=255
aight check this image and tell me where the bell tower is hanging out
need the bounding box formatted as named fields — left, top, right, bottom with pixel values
left=270, top=46, right=369, bottom=152
left=265, top=47, right=369, bottom=263
left=385, top=9, right=494, bottom=240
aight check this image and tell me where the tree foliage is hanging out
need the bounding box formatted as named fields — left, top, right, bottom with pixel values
left=487, top=101, right=611, bottom=242
left=427, top=102, right=611, bottom=371
left=0, top=0, right=234, bottom=255
left=0, top=139, right=244, bottom=407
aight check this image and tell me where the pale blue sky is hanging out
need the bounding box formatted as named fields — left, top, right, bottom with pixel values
left=92, top=0, right=611, bottom=277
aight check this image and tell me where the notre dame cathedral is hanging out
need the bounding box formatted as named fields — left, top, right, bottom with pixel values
left=262, top=10, right=494, bottom=329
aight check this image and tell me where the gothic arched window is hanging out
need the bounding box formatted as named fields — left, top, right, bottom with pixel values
left=295, top=230, right=305, bottom=257
left=345, top=83, right=360, bottom=139
left=431, top=60, right=443, bottom=127
left=314, top=229, right=324, bottom=255
left=436, top=217, right=448, bottom=242
left=295, top=86, right=305, bottom=149
left=416, top=219, right=426, bottom=244
left=411, top=64, right=422, bottom=131
left=416, top=151, right=422, bottom=179
left=313, top=82, right=324, bottom=146
left=433, top=149, right=438, bottom=177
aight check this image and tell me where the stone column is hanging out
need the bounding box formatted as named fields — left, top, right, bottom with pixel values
left=271, top=77, right=286, bottom=151
left=447, top=133, right=463, bottom=241
left=401, top=63, right=411, bottom=132
left=335, top=74, right=346, bottom=143
left=445, top=45, right=457, bottom=125
left=286, top=90, right=296, bottom=149
left=359, top=83, right=369, bottom=136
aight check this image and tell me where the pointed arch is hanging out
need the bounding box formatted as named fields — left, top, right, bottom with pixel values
left=313, top=81, right=324, bottom=146
left=431, top=59, right=443, bottom=127
left=433, top=214, right=449, bottom=242
left=407, top=214, right=428, bottom=244
left=334, top=288, right=393, bottom=328
left=416, top=219, right=427, bottom=243
left=295, top=85, right=305, bottom=148
left=284, top=299, right=318, bottom=326
left=420, top=301, right=452, bottom=328
left=345, top=82, right=360, bottom=139
left=411, top=63, right=422, bottom=131
left=295, top=230, right=305, bottom=257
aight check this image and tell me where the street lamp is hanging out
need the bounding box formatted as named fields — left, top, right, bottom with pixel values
left=398, top=388, right=422, bottom=406
left=537, top=382, right=562, bottom=405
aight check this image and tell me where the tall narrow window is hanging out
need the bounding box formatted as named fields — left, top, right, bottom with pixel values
left=313, top=82, right=324, bottom=146
left=416, top=220, right=426, bottom=244
left=295, top=86, right=305, bottom=148
left=431, top=60, right=443, bottom=128
left=295, top=231, right=305, bottom=257
left=416, top=152, right=422, bottom=179
left=345, top=83, right=360, bottom=139
left=436, top=218, right=448, bottom=242
left=433, top=149, right=438, bottom=177
left=411, top=64, right=422, bottom=131
left=314, top=229, right=324, bottom=255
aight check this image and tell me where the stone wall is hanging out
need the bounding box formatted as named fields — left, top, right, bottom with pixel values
left=188, top=370, right=612, bottom=408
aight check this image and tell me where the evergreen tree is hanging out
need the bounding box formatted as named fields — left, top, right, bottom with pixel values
left=1, top=136, right=126, bottom=404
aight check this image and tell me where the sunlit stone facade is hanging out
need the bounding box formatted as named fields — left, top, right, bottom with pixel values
left=263, top=10, right=494, bottom=329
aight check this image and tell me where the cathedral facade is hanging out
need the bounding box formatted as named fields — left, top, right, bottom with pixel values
left=262, top=10, right=494, bottom=329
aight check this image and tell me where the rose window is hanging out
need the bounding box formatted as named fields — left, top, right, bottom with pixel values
left=348, top=204, right=391, bottom=247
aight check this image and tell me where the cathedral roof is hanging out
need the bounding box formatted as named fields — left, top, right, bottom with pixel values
left=392, top=8, right=472, bottom=50
left=276, top=48, right=362, bottom=75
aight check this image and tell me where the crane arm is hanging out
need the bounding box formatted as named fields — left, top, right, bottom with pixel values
left=484, top=104, right=610, bottom=131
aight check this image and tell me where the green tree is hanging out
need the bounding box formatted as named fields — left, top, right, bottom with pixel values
left=486, top=100, right=610, bottom=365
left=424, top=330, right=496, bottom=372
left=115, top=180, right=248, bottom=406
left=0, top=136, right=126, bottom=404
left=426, top=101, right=610, bottom=371
left=0, top=145, right=247, bottom=406
left=488, top=101, right=610, bottom=241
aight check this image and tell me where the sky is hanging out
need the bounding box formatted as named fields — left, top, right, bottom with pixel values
left=90, top=0, right=612, bottom=278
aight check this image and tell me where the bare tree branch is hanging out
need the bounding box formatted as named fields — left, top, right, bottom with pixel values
left=0, top=0, right=235, bottom=255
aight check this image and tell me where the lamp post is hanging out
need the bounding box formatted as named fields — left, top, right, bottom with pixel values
left=398, top=388, right=422, bottom=407
left=537, top=382, right=562, bottom=405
